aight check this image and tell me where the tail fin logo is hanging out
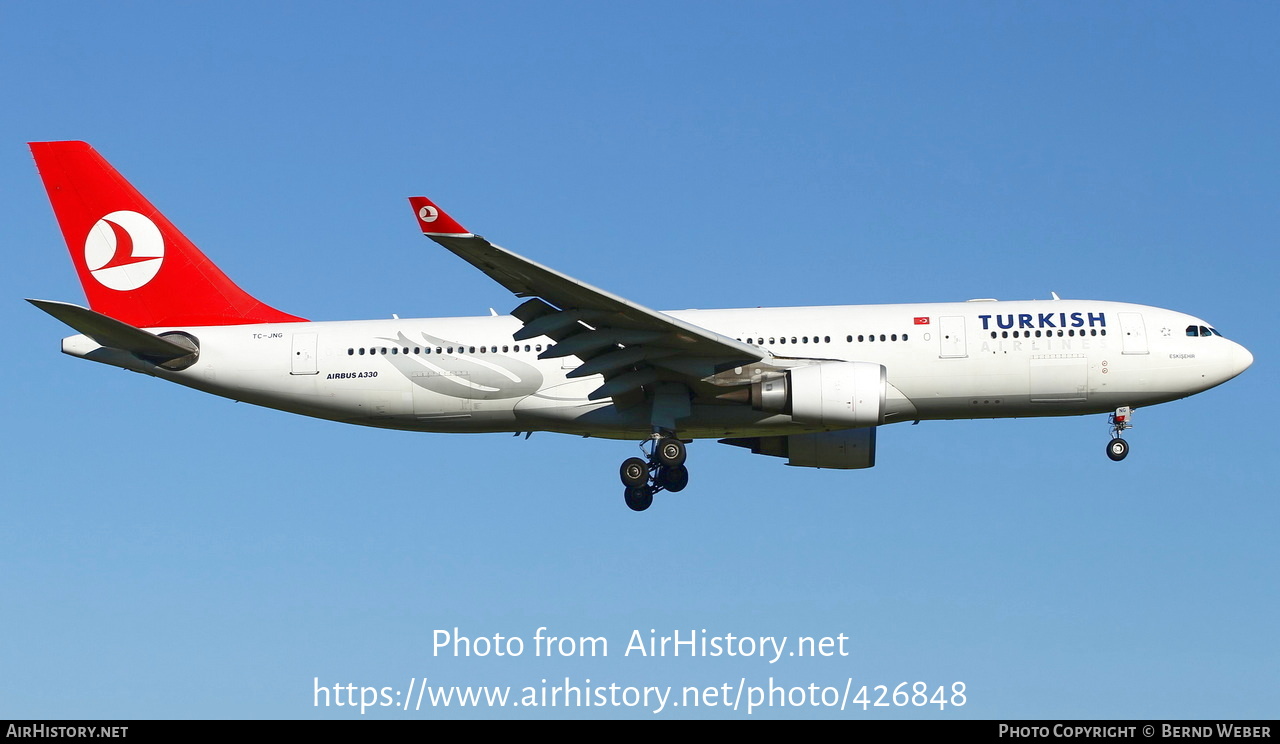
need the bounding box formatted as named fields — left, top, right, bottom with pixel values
left=84, top=210, right=165, bottom=291
left=418, top=205, right=439, bottom=223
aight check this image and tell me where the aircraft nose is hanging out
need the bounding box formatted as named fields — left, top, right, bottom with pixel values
left=1231, top=342, right=1254, bottom=377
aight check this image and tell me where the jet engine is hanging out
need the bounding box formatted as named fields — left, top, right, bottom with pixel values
left=751, top=361, right=885, bottom=428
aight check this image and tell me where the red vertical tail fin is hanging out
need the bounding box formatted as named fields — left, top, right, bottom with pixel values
left=30, top=141, right=305, bottom=327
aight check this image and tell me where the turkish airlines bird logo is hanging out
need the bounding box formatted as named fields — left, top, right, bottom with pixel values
left=418, top=205, right=439, bottom=223
left=83, top=211, right=164, bottom=291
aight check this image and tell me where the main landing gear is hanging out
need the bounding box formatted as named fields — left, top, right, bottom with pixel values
left=619, top=436, right=689, bottom=512
left=1106, top=406, right=1133, bottom=462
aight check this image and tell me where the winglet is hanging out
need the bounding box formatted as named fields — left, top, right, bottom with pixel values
left=408, top=197, right=472, bottom=237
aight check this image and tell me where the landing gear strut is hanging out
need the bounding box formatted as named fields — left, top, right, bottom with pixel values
left=1106, top=406, right=1133, bottom=462
left=618, top=435, right=689, bottom=511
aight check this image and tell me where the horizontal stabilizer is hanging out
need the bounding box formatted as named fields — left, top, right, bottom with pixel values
left=28, top=299, right=194, bottom=362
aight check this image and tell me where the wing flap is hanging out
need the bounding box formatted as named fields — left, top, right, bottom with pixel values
left=408, top=197, right=768, bottom=409
left=409, top=198, right=762, bottom=359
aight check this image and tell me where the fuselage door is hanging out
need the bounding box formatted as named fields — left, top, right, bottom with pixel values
left=939, top=316, right=967, bottom=358
left=291, top=333, right=319, bottom=375
left=1118, top=312, right=1149, bottom=355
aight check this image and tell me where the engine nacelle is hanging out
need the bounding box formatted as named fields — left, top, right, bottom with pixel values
left=751, top=361, right=885, bottom=428
left=720, top=428, right=877, bottom=469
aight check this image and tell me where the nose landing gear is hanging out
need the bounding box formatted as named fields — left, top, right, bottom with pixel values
left=618, top=436, right=689, bottom=511
left=1106, top=406, right=1133, bottom=461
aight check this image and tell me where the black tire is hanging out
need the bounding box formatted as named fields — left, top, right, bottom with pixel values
left=659, top=465, right=689, bottom=493
left=1106, top=438, right=1129, bottom=462
left=624, top=485, right=654, bottom=512
left=620, top=457, right=650, bottom=487
left=656, top=438, right=687, bottom=468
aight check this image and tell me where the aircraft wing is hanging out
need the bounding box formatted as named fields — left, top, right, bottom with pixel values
left=408, top=197, right=766, bottom=407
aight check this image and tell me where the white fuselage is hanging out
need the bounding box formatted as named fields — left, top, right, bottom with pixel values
left=62, top=299, right=1253, bottom=440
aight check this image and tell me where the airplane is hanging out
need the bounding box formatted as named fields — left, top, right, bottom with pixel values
left=28, top=141, right=1254, bottom=511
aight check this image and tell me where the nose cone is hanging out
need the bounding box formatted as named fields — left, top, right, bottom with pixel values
left=1230, top=341, right=1254, bottom=378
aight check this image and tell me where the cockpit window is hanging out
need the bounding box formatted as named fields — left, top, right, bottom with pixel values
left=1187, top=324, right=1227, bottom=338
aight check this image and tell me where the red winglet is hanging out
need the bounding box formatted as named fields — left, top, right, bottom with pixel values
left=408, top=196, right=471, bottom=236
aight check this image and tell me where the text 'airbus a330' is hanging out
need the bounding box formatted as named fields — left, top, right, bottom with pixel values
left=28, top=141, right=1253, bottom=511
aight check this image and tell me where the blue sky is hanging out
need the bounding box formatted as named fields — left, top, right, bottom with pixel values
left=2, top=2, right=1275, bottom=719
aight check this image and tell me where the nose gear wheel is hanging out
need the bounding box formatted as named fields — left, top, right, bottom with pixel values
left=1105, top=407, right=1133, bottom=461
